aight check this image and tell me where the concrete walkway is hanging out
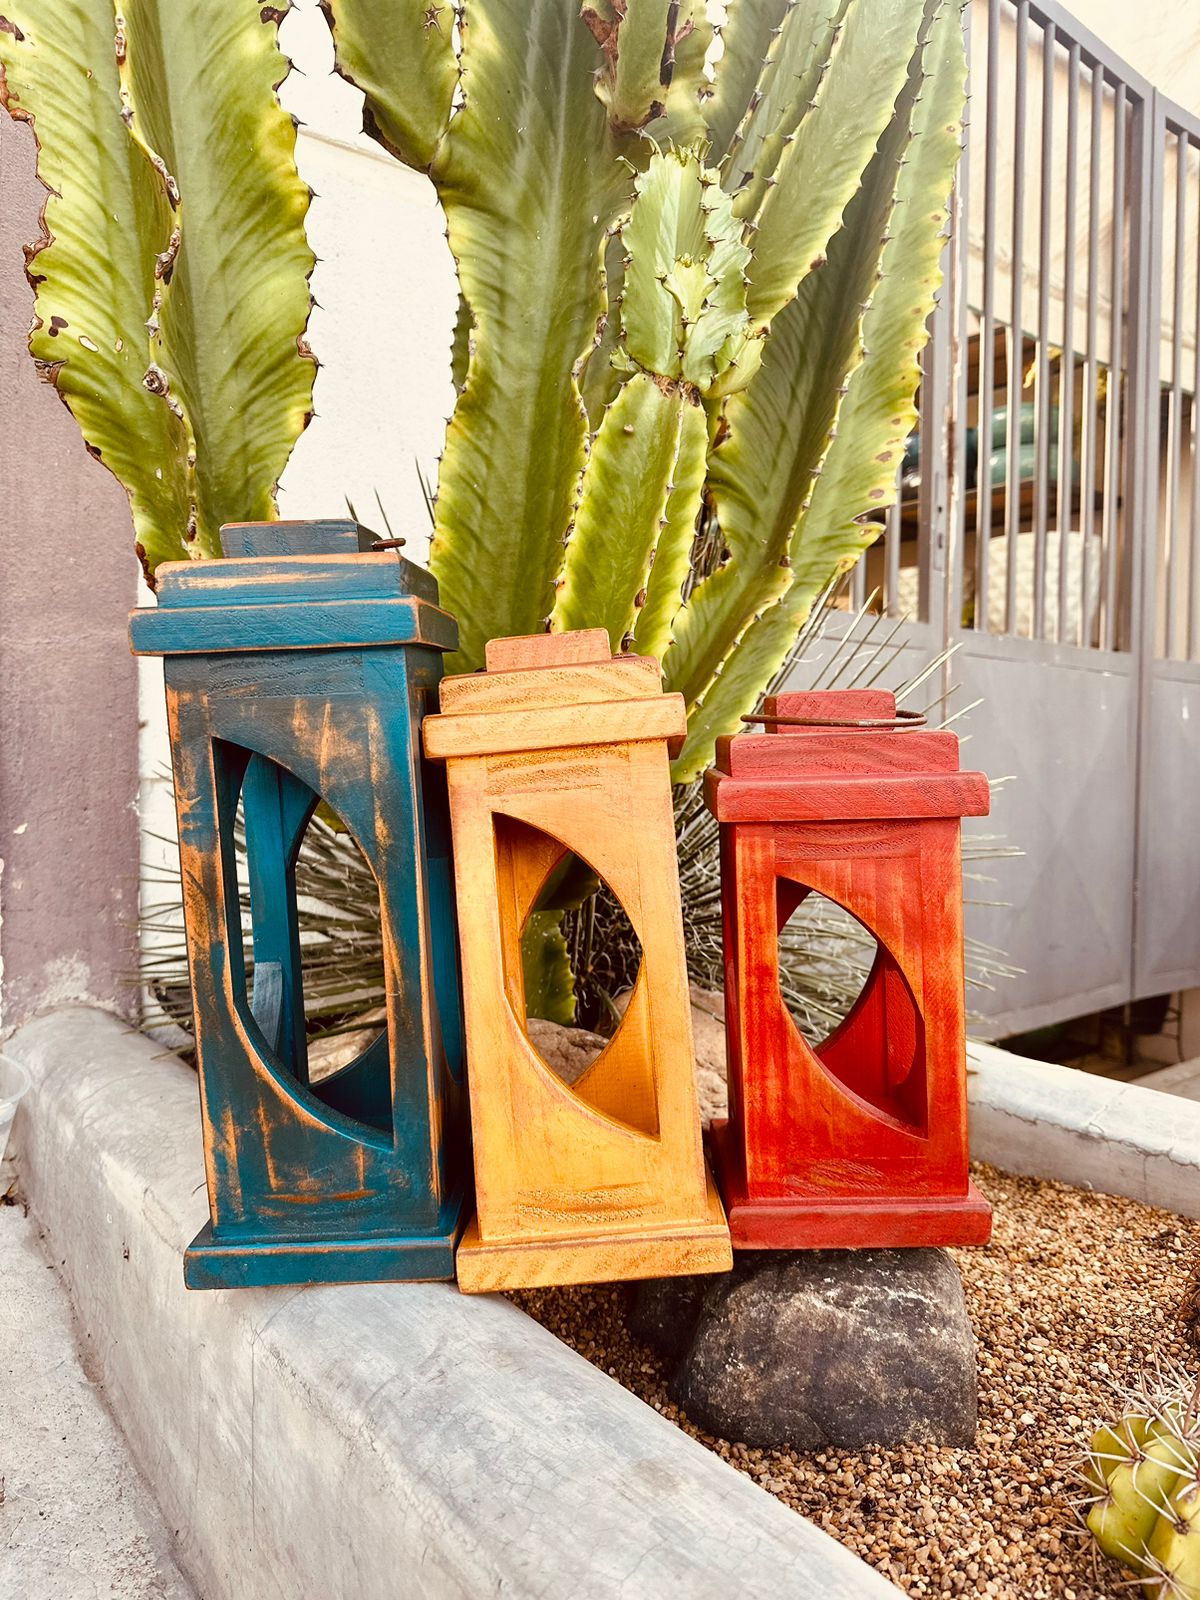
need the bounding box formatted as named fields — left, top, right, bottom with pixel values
left=0, top=1201, right=192, bottom=1600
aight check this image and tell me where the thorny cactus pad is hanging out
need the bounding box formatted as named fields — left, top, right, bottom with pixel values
left=1081, top=1365, right=1200, bottom=1599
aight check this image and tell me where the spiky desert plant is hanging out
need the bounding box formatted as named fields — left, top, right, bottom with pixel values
left=1081, top=1365, right=1200, bottom=1599
left=139, top=590, right=1019, bottom=1044
left=563, top=589, right=1020, bottom=1034
left=0, top=2, right=315, bottom=578
left=323, top=0, right=968, bottom=781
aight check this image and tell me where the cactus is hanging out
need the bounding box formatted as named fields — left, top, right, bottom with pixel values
left=325, top=0, right=968, bottom=776
left=0, top=1, right=315, bottom=579
left=3, top=0, right=965, bottom=749
left=1082, top=1367, right=1200, bottom=1599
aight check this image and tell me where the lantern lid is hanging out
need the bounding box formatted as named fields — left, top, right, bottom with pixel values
left=423, top=629, right=687, bottom=761
left=128, top=520, right=457, bottom=657
left=705, top=690, right=990, bottom=823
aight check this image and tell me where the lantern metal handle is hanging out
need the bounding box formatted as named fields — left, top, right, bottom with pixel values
left=741, top=708, right=928, bottom=731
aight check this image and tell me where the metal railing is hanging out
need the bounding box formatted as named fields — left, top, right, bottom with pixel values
left=836, top=0, right=1200, bottom=1032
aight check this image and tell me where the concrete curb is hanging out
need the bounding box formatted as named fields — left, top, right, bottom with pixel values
left=967, top=1039, right=1200, bottom=1217
left=8, top=1007, right=900, bottom=1600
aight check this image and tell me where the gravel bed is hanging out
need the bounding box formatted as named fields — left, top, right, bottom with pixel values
left=511, top=1164, right=1200, bottom=1599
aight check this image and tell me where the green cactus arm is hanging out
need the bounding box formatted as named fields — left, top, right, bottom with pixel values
left=119, top=0, right=316, bottom=558
left=621, top=148, right=751, bottom=393
left=745, top=0, right=924, bottom=330
left=552, top=372, right=686, bottom=649
left=0, top=0, right=192, bottom=575
left=725, top=0, right=848, bottom=220
left=321, top=0, right=457, bottom=170
left=579, top=233, right=627, bottom=426
left=521, top=910, right=576, bottom=1025
left=664, top=16, right=922, bottom=712
left=630, top=398, right=707, bottom=660
left=663, top=212, right=889, bottom=710
left=671, top=0, right=965, bottom=782
left=704, top=0, right=790, bottom=160
left=426, top=0, right=631, bottom=673
left=621, top=149, right=706, bottom=380
left=657, top=0, right=713, bottom=146
left=583, top=0, right=708, bottom=136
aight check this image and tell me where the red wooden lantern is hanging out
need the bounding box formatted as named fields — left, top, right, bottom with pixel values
left=705, top=688, right=993, bottom=1250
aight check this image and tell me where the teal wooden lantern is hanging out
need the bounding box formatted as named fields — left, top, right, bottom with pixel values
left=130, top=520, right=467, bottom=1288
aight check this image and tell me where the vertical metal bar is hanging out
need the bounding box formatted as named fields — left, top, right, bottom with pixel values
left=1033, top=22, right=1056, bottom=641
left=1164, top=127, right=1188, bottom=660
left=851, top=545, right=868, bottom=610
left=1005, top=0, right=1030, bottom=635
left=1057, top=43, right=1080, bottom=645
left=1080, top=63, right=1103, bottom=648
left=974, top=0, right=1001, bottom=634
left=946, top=9, right=971, bottom=647
left=1103, top=84, right=1127, bottom=651
left=885, top=493, right=901, bottom=617
left=1129, top=88, right=1164, bottom=999
left=918, top=276, right=953, bottom=646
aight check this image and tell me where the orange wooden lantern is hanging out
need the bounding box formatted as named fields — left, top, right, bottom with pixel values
left=705, top=688, right=993, bottom=1250
left=423, top=630, right=731, bottom=1292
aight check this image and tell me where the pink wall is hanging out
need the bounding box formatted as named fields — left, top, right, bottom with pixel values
left=0, top=116, right=141, bottom=1030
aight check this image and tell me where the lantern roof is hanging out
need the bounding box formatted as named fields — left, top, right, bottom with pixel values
left=129, top=520, right=457, bottom=657
left=423, top=629, right=687, bottom=760
left=706, top=690, right=989, bottom=823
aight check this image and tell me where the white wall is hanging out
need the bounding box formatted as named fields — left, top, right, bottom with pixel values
left=275, top=1, right=457, bottom=563
left=1071, top=0, right=1200, bottom=113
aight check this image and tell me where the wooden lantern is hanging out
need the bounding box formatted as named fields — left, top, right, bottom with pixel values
left=422, top=630, right=731, bottom=1292
left=705, top=688, right=993, bottom=1250
left=130, top=520, right=468, bottom=1288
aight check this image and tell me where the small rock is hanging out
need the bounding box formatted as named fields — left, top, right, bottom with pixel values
left=538, top=986, right=730, bottom=1117
left=670, top=1248, right=977, bottom=1451
left=688, top=984, right=729, bottom=1126
left=525, top=1018, right=607, bottom=1085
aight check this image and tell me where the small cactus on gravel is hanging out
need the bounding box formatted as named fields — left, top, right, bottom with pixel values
left=1082, top=1366, right=1200, bottom=1599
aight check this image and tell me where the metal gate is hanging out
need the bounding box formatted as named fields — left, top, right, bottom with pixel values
left=799, top=0, right=1200, bottom=1038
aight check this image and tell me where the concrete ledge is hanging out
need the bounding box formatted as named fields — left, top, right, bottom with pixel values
left=967, top=1039, right=1200, bottom=1217
left=8, top=1008, right=899, bottom=1600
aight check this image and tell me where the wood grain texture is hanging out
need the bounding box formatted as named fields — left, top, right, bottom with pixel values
left=424, top=631, right=732, bottom=1292
left=130, top=520, right=469, bottom=1288
left=707, top=690, right=993, bottom=1250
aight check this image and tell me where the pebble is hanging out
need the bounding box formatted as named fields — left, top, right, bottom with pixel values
left=511, top=1163, right=1200, bottom=1599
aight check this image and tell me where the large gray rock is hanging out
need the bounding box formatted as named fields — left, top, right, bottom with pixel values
left=664, top=1249, right=977, bottom=1451
left=627, top=1271, right=711, bottom=1361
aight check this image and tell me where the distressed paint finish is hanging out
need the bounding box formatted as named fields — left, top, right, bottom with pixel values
left=130, top=520, right=467, bottom=1287
left=424, top=630, right=732, bottom=1292
left=706, top=690, right=994, bottom=1250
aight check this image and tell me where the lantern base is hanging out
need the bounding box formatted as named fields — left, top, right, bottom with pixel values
left=454, top=1169, right=733, bottom=1293
left=184, top=1214, right=463, bottom=1290
left=709, top=1122, right=992, bottom=1250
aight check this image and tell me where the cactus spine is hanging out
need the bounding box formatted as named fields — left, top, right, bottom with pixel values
left=1083, top=1369, right=1200, bottom=1599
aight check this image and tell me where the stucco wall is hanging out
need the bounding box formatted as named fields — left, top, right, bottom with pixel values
left=1068, top=0, right=1200, bottom=113
left=0, top=117, right=141, bottom=1032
